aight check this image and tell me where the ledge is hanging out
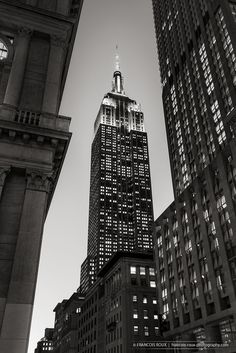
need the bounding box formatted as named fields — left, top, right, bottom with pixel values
left=0, top=104, right=71, bottom=132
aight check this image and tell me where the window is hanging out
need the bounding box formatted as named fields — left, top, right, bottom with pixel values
left=153, top=298, right=157, bottom=305
left=144, top=310, right=148, bottom=319
left=144, top=326, right=149, bottom=336
left=143, top=296, right=147, bottom=304
left=0, top=39, right=8, bottom=60
left=154, top=312, right=158, bottom=320
left=150, top=281, right=156, bottom=288
left=141, top=278, right=147, bottom=286
left=133, top=295, right=137, bottom=302
left=131, top=278, right=137, bottom=286
left=219, top=319, right=236, bottom=344
left=134, top=326, right=139, bottom=335
left=133, top=309, right=138, bottom=319
left=149, top=268, right=155, bottom=276
left=140, top=267, right=145, bottom=275
left=154, top=327, right=159, bottom=336
left=130, top=266, right=136, bottom=275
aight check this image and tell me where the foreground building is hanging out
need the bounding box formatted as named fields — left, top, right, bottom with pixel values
left=79, top=252, right=158, bottom=353
left=80, top=59, right=154, bottom=292
left=51, top=252, right=158, bottom=353
left=152, top=0, right=236, bottom=349
left=0, top=1, right=83, bottom=352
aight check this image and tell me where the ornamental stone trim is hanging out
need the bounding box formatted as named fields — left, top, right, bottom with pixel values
left=17, top=26, right=33, bottom=37
left=51, top=35, right=67, bottom=49
left=26, top=169, right=53, bottom=192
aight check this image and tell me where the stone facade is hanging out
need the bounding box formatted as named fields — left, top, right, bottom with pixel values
left=0, top=1, right=83, bottom=352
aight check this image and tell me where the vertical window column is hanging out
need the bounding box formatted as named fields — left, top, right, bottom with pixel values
left=204, top=168, right=235, bottom=307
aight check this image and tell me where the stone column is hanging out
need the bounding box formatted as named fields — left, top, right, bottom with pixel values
left=0, top=166, right=10, bottom=199
left=0, top=166, right=11, bottom=334
left=42, top=35, right=66, bottom=115
left=3, top=27, right=32, bottom=107
left=0, top=170, right=51, bottom=353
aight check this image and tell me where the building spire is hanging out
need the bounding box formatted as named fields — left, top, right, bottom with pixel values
left=112, top=45, right=124, bottom=94
left=115, top=44, right=120, bottom=71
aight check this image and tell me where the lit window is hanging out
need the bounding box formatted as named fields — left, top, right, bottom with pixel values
left=133, top=295, right=137, bottom=302
left=153, top=298, right=157, bottom=305
left=143, top=296, right=147, bottom=304
left=134, top=326, right=138, bottom=335
left=150, top=281, right=156, bottom=288
left=140, top=267, right=145, bottom=275
left=149, top=268, right=155, bottom=276
left=133, top=309, right=138, bottom=319
left=144, top=310, right=148, bottom=319
left=144, top=326, right=149, bottom=336
left=130, top=266, right=136, bottom=275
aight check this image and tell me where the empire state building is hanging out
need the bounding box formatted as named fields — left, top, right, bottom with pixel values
left=80, top=56, right=154, bottom=293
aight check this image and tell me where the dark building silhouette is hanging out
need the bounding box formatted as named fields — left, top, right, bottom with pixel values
left=0, top=0, right=83, bottom=352
left=152, top=0, right=236, bottom=349
left=80, top=58, right=154, bottom=293
left=53, top=293, right=85, bottom=353
left=34, top=328, right=54, bottom=353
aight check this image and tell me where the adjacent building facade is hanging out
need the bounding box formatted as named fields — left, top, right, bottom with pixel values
left=80, top=62, right=154, bottom=293
left=0, top=1, right=83, bottom=352
left=152, top=0, right=236, bottom=349
left=79, top=252, right=158, bottom=353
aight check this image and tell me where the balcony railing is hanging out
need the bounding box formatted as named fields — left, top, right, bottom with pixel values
left=0, top=104, right=71, bottom=132
left=14, top=109, right=40, bottom=126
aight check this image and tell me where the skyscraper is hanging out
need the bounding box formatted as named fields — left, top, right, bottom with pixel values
left=153, top=0, right=236, bottom=196
left=42, top=58, right=158, bottom=353
left=80, top=57, right=154, bottom=293
left=152, top=0, right=236, bottom=347
left=0, top=1, right=83, bottom=352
